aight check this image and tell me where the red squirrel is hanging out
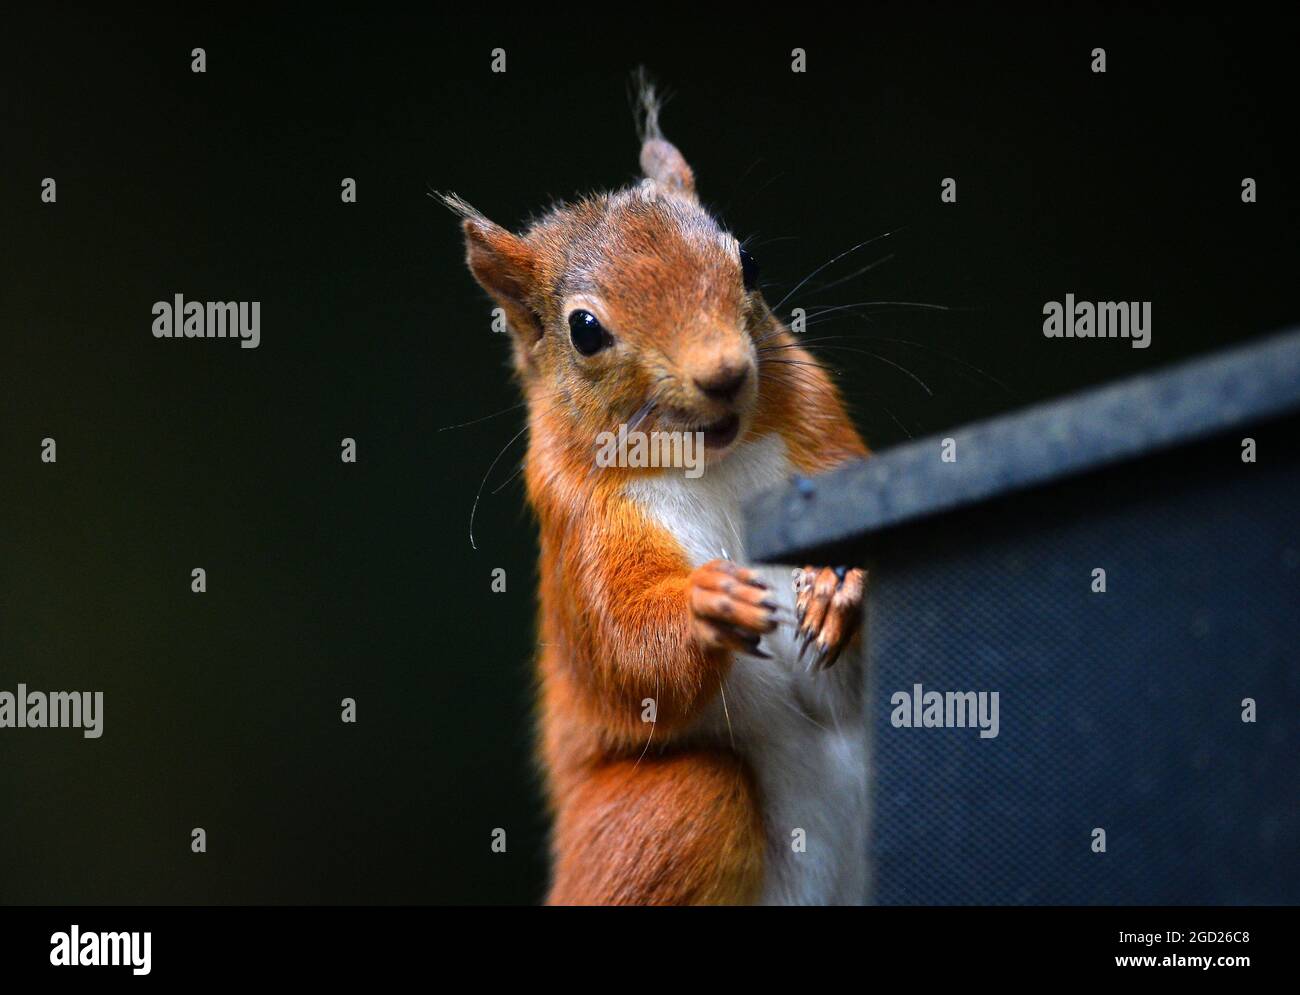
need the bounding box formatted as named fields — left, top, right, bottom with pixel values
left=445, top=81, right=870, bottom=905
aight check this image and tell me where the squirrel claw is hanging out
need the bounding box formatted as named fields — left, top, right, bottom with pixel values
left=796, top=627, right=818, bottom=664
left=790, top=565, right=866, bottom=672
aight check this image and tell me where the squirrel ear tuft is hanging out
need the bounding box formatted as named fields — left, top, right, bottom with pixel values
left=634, top=71, right=696, bottom=198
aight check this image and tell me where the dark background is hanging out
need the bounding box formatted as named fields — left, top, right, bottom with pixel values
left=2, top=6, right=1295, bottom=903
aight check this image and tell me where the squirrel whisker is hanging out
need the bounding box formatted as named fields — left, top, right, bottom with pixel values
left=789, top=316, right=1017, bottom=399
left=800, top=253, right=896, bottom=299
left=437, top=400, right=527, bottom=432
left=760, top=343, right=934, bottom=396
left=468, top=422, right=531, bottom=550
left=770, top=231, right=900, bottom=312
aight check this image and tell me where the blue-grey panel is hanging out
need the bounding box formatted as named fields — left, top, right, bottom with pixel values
left=865, top=431, right=1298, bottom=904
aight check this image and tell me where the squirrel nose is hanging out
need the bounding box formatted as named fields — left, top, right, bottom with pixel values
left=693, top=364, right=749, bottom=402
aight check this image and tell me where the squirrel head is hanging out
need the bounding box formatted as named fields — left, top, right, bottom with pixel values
left=445, top=77, right=776, bottom=462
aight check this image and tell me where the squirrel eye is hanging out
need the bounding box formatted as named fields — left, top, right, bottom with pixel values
left=568, top=309, right=610, bottom=356
left=739, top=247, right=760, bottom=292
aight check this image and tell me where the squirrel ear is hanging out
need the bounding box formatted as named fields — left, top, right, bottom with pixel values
left=461, top=217, right=536, bottom=323
left=640, top=137, right=696, bottom=198
left=444, top=197, right=544, bottom=368
left=635, top=74, right=696, bottom=198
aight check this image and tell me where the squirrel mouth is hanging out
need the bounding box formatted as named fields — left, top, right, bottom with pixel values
left=696, top=414, right=741, bottom=450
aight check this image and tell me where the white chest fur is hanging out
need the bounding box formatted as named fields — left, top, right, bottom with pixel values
left=625, top=434, right=870, bottom=905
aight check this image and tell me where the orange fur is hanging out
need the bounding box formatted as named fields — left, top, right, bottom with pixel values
left=547, top=750, right=764, bottom=905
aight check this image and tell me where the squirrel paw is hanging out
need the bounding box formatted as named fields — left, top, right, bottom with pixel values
left=688, top=559, right=779, bottom=659
left=792, top=565, right=866, bottom=671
